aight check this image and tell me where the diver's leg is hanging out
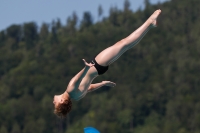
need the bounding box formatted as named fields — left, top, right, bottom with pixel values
left=95, top=9, right=161, bottom=66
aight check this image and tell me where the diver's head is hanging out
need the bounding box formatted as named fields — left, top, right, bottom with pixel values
left=53, top=93, right=72, bottom=117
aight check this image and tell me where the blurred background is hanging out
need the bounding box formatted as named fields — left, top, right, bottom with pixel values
left=0, top=0, right=200, bottom=133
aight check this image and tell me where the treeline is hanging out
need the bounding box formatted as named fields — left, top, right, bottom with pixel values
left=0, top=0, right=200, bottom=133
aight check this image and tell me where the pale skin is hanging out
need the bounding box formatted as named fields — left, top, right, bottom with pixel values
left=53, top=9, right=162, bottom=107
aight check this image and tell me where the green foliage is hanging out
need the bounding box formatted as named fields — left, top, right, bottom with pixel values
left=80, top=12, right=93, bottom=31
left=0, top=0, right=200, bottom=133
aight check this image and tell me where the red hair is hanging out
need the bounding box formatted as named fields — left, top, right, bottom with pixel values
left=54, top=98, right=72, bottom=117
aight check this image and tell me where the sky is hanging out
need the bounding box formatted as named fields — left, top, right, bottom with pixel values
left=0, top=0, right=167, bottom=31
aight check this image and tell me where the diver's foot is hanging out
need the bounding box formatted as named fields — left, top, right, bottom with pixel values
left=148, top=9, right=161, bottom=27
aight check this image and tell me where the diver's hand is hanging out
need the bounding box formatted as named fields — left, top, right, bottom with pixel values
left=102, top=81, right=116, bottom=87
left=82, top=59, right=95, bottom=67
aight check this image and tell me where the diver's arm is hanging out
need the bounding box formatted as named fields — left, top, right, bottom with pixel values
left=88, top=81, right=116, bottom=92
left=67, top=59, right=94, bottom=90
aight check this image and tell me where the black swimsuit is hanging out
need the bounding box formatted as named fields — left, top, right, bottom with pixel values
left=91, top=59, right=109, bottom=75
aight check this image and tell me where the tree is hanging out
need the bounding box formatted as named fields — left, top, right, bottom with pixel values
left=6, top=24, right=22, bottom=50
left=39, top=23, right=49, bottom=41
left=66, top=12, right=78, bottom=34
left=6, top=24, right=22, bottom=42
left=124, top=0, right=131, bottom=12
left=56, top=18, right=62, bottom=29
left=109, top=6, right=120, bottom=26
left=80, top=12, right=93, bottom=30
left=98, top=5, right=103, bottom=20
left=0, top=31, right=6, bottom=47
left=50, top=20, right=58, bottom=44
left=23, top=22, right=38, bottom=49
left=144, top=0, right=151, bottom=9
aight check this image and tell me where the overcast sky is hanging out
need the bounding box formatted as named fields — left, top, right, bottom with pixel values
left=0, top=0, right=167, bottom=31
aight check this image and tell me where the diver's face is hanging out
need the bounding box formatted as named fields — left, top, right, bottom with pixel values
left=53, top=95, right=62, bottom=107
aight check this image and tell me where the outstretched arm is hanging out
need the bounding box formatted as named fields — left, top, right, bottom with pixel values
left=88, top=81, right=116, bottom=92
